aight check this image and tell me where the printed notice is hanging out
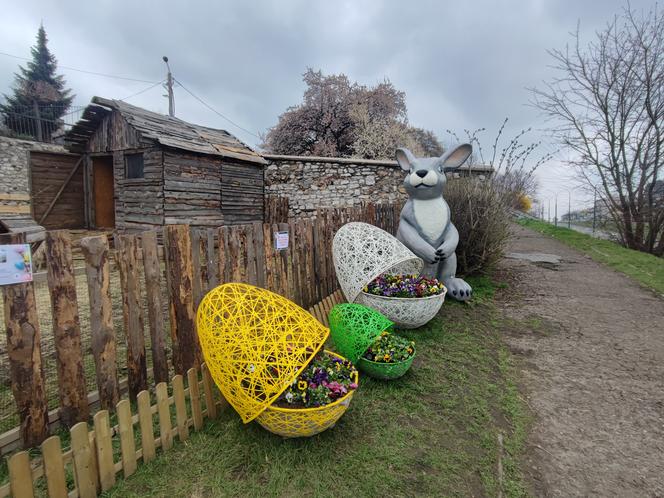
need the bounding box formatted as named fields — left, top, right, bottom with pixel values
left=275, top=231, right=289, bottom=251
left=0, top=244, right=33, bottom=286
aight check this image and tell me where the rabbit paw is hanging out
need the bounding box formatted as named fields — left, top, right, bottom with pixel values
left=444, top=277, right=473, bottom=302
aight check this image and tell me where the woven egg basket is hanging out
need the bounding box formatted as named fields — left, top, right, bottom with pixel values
left=329, top=303, right=416, bottom=380
left=196, top=283, right=357, bottom=437
left=332, top=222, right=445, bottom=328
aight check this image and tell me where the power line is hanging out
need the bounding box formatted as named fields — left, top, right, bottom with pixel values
left=120, top=80, right=165, bottom=101
left=2, top=50, right=261, bottom=138
left=0, top=51, right=159, bottom=84
left=173, top=77, right=261, bottom=139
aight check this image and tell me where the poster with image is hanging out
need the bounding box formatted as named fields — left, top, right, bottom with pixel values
left=0, top=244, right=33, bottom=286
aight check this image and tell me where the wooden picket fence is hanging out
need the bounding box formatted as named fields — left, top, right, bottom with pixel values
left=0, top=201, right=400, bottom=497
left=0, top=364, right=219, bottom=498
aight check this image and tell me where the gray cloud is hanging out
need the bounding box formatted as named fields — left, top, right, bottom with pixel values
left=0, top=0, right=656, bottom=210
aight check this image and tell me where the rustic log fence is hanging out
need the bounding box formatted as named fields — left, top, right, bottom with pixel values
left=0, top=202, right=401, bottom=496
left=264, top=195, right=289, bottom=225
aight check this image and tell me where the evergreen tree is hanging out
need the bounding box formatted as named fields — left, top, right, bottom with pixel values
left=1, top=24, right=74, bottom=140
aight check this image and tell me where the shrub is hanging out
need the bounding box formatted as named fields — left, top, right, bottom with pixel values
left=516, top=193, right=532, bottom=212
left=445, top=177, right=511, bottom=275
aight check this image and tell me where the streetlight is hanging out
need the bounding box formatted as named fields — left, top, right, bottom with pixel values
left=542, top=190, right=559, bottom=226
left=538, top=196, right=551, bottom=222
left=163, top=56, right=175, bottom=117
left=560, top=186, right=581, bottom=229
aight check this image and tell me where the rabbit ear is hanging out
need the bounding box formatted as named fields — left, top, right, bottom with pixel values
left=441, top=144, right=472, bottom=171
left=396, top=148, right=415, bottom=171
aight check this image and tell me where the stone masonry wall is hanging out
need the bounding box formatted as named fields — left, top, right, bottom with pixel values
left=264, top=154, right=494, bottom=217
left=264, top=155, right=408, bottom=217
left=0, top=136, right=68, bottom=212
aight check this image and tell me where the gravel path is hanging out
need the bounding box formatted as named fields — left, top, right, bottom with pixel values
left=500, top=224, right=664, bottom=498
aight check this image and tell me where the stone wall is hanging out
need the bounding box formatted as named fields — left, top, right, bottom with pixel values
left=263, top=154, right=493, bottom=217
left=0, top=136, right=69, bottom=213
left=264, top=155, right=408, bottom=217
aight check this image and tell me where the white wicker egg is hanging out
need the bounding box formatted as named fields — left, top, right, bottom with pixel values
left=332, top=222, right=444, bottom=328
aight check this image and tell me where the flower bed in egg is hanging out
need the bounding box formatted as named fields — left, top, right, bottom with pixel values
left=357, top=331, right=416, bottom=380
left=273, top=350, right=358, bottom=409
left=363, top=274, right=446, bottom=298
left=357, top=274, right=447, bottom=329
left=255, top=350, right=359, bottom=437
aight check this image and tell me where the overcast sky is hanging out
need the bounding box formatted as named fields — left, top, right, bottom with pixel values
left=0, top=0, right=656, bottom=213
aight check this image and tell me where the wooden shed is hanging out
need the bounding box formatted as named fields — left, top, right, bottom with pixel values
left=63, top=97, right=267, bottom=232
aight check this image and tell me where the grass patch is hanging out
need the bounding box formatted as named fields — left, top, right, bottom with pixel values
left=519, top=218, right=664, bottom=295
left=97, top=277, right=531, bottom=498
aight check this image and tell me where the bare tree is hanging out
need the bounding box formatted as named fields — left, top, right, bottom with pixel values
left=531, top=5, right=664, bottom=254
left=447, top=118, right=552, bottom=208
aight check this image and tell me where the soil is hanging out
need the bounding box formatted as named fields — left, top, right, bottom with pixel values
left=499, top=224, right=664, bottom=497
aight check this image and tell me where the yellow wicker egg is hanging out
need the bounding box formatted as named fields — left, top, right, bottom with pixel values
left=196, top=283, right=329, bottom=424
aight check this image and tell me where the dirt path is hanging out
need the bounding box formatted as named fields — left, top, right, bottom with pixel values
left=499, top=225, right=664, bottom=498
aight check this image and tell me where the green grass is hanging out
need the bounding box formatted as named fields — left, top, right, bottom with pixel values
left=519, top=218, right=664, bottom=295
left=568, top=218, right=617, bottom=232
left=97, top=277, right=531, bottom=498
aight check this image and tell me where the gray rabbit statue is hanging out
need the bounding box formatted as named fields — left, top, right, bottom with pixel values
left=396, top=145, right=473, bottom=301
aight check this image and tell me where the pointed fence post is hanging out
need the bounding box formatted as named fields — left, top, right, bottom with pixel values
left=141, top=231, right=169, bottom=384
left=1, top=232, right=49, bottom=447
left=80, top=235, right=119, bottom=411
left=116, top=234, right=147, bottom=402
left=164, top=225, right=199, bottom=374
left=45, top=230, right=89, bottom=427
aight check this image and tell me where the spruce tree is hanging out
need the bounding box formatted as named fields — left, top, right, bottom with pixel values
left=1, top=24, right=74, bottom=140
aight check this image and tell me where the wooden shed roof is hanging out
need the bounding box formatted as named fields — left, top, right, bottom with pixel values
left=65, top=96, right=266, bottom=164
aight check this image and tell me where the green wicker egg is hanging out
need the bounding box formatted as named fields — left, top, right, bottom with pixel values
left=328, top=303, right=393, bottom=364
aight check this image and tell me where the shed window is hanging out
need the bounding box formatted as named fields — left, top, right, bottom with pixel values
left=125, top=153, right=144, bottom=179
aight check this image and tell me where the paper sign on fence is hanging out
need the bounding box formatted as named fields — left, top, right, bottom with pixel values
left=0, top=244, right=33, bottom=285
left=275, top=231, right=289, bottom=251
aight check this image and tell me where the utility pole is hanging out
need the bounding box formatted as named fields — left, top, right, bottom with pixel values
left=163, top=56, right=175, bottom=117
left=554, top=195, right=558, bottom=227
left=567, top=191, right=571, bottom=229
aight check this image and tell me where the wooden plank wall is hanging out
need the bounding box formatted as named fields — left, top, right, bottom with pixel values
left=163, top=150, right=223, bottom=227
left=113, top=148, right=164, bottom=232
left=221, top=160, right=264, bottom=225
left=30, top=152, right=85, bottom=229
left=85, top=110, right=144, bottom=153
